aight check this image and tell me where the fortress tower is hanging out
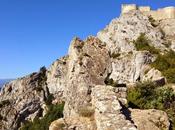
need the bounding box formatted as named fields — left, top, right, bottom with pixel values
left=121, top=4, right=175, bottom=20
left=121, top=4, right=137, bottom=14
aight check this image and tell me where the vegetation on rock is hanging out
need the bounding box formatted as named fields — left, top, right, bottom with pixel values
left=151, top=50, right=175, bottom=83
left=134, top=33, right=175, bottom=83
left=127, top=81, right=175, bottom=130
left=133, top=33, right=159, bottom=54
left=20, top=103, right=64, bottom=130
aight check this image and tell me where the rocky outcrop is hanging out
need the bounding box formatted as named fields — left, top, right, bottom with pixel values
left=130, top=109, right=170, bottom=130
left=0, top=67, right=49, bottom=130
left=97, top=11, right=167, bottom=54
left=97, top=10, right=169, bottom=85
left=63, top=36, right=111, bottom=129
left=159, top=19, right=175, bottom=51
left=47, top=56, right=68, bottom=102
left=110, top=51, right=154, bottom=84
left=1, top=5, right=175, bottom=130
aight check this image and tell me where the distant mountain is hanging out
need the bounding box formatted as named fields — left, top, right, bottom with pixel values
left=0, top=79, right=13, bottom=89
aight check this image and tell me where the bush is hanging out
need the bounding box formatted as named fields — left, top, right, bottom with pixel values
left=151, top=54, right=170, bottom=71
left=127, top=82, right=159, bottom=109
left=133, top=33, right=159, bottom=54
left=163, top=68, right=175, bottom=83
left=151, top=50, right=175, bottom=83
left=127, top=82, right=175, bottom=129
left=20, top=103, right=64, bottom=130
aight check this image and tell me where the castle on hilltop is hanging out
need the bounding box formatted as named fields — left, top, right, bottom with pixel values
left=122, top=4, right=175, bottom=20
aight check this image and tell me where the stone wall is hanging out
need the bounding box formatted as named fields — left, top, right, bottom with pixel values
left=122, top=4, right=175, bottom=20
left=121, top=4, right=137, bottom=14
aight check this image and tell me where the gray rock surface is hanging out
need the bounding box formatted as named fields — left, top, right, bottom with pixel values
left=47, top=56, right=68, bottom=102
left=0, top=68, right=49, bottom=130
left=97, top=11, right=167, bottom=54
left=63, top=36, right=111, bottom=129
left=92, top=85, right=137, bottom=130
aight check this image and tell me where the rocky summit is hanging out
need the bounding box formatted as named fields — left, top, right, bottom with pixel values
left=1, top=4, right=175, bottom=130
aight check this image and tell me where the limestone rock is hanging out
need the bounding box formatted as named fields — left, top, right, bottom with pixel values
left=0, top=68, right=49, bottom=130
left=63, top=36, right=111, bottom=129
left=47, top=56, right=68, bottom=101
left=92, top=85, right=137, bottom=130
left=49, top=118, right=66, bottom=130
left=110, top=51, right=154, bottom=84
left=97, top=10, right=168, bottom=85
left=143, top=68, right=166, bottom=86
left=130, top=109, right=170, bottom=130
left=1, top=5, right=174, bottom=130
left=159, top=19, right=175, bottom=51
left=159, top=19, right=175, bottom=41
left=97, top=11, right=167, bottom=54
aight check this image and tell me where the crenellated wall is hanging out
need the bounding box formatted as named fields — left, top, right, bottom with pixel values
left=122, top=4, right=175, bottom=20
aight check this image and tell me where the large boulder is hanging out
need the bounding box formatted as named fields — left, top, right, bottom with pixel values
left=91, top=85, right=137, bottom=130
left=130, top=109, right=170, bottom=130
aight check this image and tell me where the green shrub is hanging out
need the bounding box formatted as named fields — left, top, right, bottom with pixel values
left=151, top=50, right=175, bottom=83
left=20, top=103, right=64, bottom=130
left=127, top=82, right=175, bottom=129
left=151, top=54, right=170, bottom=71
left=127, top=82, right=159, bottom=109
left=133, top=33, right=159, bottom=54
left=163, top=68, right=175, bottom=83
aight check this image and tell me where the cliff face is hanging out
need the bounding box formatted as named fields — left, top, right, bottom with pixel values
left=1, top=9, right=175, bottom=130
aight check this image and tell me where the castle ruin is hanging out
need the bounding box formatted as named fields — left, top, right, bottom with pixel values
left=122, top=4, right=175, bottom=20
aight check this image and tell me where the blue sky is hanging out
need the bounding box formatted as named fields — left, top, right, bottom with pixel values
left=0, top=0, right=175, bottom=79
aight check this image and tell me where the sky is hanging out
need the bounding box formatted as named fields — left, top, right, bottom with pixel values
left=0, top=0, right=175, bottom=79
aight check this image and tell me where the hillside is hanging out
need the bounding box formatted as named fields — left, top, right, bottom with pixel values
left=1, top=4, right=175, bottom=130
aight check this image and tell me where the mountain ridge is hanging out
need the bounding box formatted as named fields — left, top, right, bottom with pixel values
left=1, top=5, right=175, bottom=130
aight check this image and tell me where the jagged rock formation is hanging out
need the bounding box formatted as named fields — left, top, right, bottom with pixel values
left=97, top=11, right=166, bottom=54
left=97, top=10, right=167, bottom=84
left=0, top=67, right=50, bottom=130
left=1, top=4, right=175, bottom=130
left=46, top=56, right=68, bottom=102
left=63, top=37, right=111, bottom=130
